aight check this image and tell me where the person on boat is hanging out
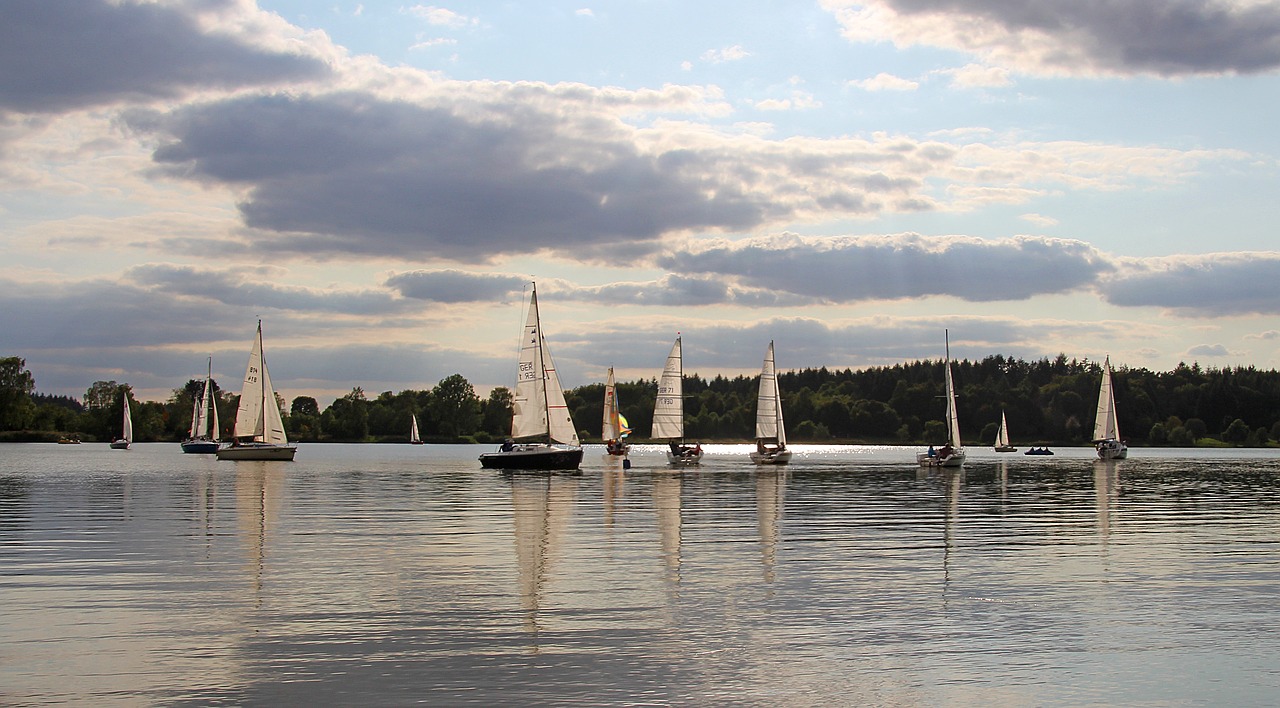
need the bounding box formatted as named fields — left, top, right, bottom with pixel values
left=938, top=443, right=953, bottom=460
left=927, top=445, right=935, bottom=457
left=669, top=441, right=681, bottom=456
left=501, top=438, right=515, bottom=452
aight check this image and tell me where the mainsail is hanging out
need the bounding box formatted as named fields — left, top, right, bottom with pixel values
left=232, top=321, right=288, bottom=445
left=511, top=287, right=578, bottom=445
left=1093, top=356, right=1121, bottom=442
left=754, top=340, right=785, bottom=446
left=651, top=337, right=685, bottom=440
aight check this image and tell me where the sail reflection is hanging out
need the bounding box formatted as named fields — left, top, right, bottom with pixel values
left=1093, top=460, right=1120, bottom=540
left=235, top=463, right=283, bottom=603
left=756, top=469, right=786, bottom=584
left=652, top=472, right=683, bottom=587
left=510, top=473, right=579, bottom=642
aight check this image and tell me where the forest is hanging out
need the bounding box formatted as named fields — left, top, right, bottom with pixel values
left=3, top=353, right=1280, bottom=447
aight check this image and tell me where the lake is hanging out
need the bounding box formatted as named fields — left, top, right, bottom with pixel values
left=2, top=443, right=1279, bottom=706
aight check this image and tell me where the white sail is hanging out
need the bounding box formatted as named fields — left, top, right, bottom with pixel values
left=121, top=394, right=133, bottom=443
left=1094, top=356, right=1121, bottom=442
left=209, top=384, right=220, bottom=441
left=510, top=287, right=578, bottom=446
left=944, top=336, right=962, bottom=449
left=755, top=340, right=785, bottom=445
left=190, top=357, right=215, bottom=439
left=233, top=321, right=289, bottom=445
left=603, top=367, right=620, bottom=441
left=651, top=336, right=685, bottom=440
left=542, top=329, right=578, bottom=446
left=995, top=411, right=1010, bottom=447
left=190, top=380, right=205, bottom=438
left=410, top=414, right=421, bottom=443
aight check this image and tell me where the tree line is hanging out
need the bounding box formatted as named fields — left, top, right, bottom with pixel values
left=3, top=354, right=1280, bottom=446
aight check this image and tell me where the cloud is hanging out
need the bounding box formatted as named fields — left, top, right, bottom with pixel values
left=131, top=91, right=768, bottom=262
left=387, top=270, right=814, bottom=307
left=129, top=263, right=406, bottom=315
left=0, top=0, right=331, bottom=114
left=101, top=56, right=1237, bottom=267
left=406, top=5, right=477, bottom=29
left=849, top=73, right=920, bottom=91
left=386, top=270, right=528, bottom=303
left=1019, top=213, right=1059, bottom=227
left=938, top=63, right=1012, bottom=89
left=1246, top=330, right=1280, bottom=340
left=821, top=0, right=1280, bottom=77
left=701, top=45, right=751, bottom=63
left=1099, top=252, right=1280, bottom=316
left=1186, top=344, right=1231, bottom=357
left=658, top=233, right=1110, bottom=303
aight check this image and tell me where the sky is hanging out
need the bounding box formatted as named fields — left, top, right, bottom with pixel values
left=4, top=0, right=1280, bottom=407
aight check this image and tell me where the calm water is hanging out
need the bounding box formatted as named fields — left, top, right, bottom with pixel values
left=2, top=443, right=1279, bottom=706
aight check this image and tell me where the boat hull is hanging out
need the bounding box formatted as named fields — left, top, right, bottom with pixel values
left=181, top=438, right=220, bottom=454
left=1095, top=440, right=1128, bottom=460
left=995, top=445, right=1017, bottom=453
left=479, top=445, right=583, bottom=471
left=216, top=443, right=298, bottom=461
left=917, top=450, right=965, bottom=467
left=109, top=439, right=130, bottom=450
left=1024, top=448, right=1055, bottom=456
left=750, top=448, right=792, bottom=465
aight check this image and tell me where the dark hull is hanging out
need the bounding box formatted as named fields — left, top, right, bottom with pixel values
left=109, top=440, right=130, bottom=450
left=181, top=439, right=220, bottom=454
left=479, top=446, right=584, bottom=471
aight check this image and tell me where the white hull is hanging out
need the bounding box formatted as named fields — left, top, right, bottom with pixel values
left=216, top=443, right=297, bottom=461
left=751, top=448, right=792, bottom=465
left=1096, top=440, right=1128, bottom=460
left=917, top=450, right=965, bottom=467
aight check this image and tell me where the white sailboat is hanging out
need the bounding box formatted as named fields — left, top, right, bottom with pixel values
left=410, top=413, right=424, bottom=444
left=109, top=390, right=132, bottom=449
left=479, top=284, right=584, bottom=470
left=653, top=335, right=702, bottom=465
left=918, top=330, right=965, bottom=467
left=1093, top=356, right=1128, bottom=460
left=602, top=367, right=631, bottom=456
left=750, top=340, right=791, bottom=465
left=181, top=357, right=221, bottom=454
left=993, top=409, right=1016, bottom=453
left=216, top=320, right=297, bottom=461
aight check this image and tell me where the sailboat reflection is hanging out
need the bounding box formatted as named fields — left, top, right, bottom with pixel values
left=756, top=468, right=787, bottom=584
left=235, top=463, right=283, bottom=603
left=1093, top=459, right=1120, bottom=541
left=601, top=455, right=626, bottom=528
left=509, top=473, right=579, bottom=643
left=941, top=467, right=964, bottom=595
left=652, top=472, right=683, bottom=587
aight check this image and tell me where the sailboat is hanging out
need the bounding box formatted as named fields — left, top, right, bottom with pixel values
left=1093, top=356, right=1128, bottom=460
left=750, top=340, right=791, bottom=465
left=479, top=284, right=584, bottom=470
left=410, top=413, right=424, bottom=444
left=109, top=390, right=132, bottom=449
left=602, top=367, right=631, bottom=456
left=917, top=330, right=965, bottom=468
left=993, top=409, right=1016, bottom=452
left=216, top=320, right=297, bottom=461
left=653, top=335, right=701, bottom=465
left=181, top=357, right=221, bottom=454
